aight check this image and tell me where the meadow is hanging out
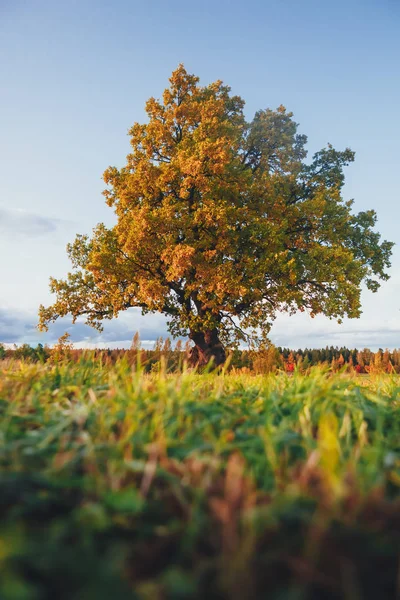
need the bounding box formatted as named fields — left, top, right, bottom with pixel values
left=1, top=358, right=400, bottom=599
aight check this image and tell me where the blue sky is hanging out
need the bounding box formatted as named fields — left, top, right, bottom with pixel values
left=0, top=0, right=399, bottom=349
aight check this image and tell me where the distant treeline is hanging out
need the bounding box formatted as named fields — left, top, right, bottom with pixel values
left=1, top=335, right=399, bottom=374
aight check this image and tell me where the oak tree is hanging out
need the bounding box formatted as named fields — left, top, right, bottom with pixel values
left=39, top=65, right=393, bottom=366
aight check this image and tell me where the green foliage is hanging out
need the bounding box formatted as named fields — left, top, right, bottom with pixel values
left=38, top=66, right=393, bottom=355
left=1, top=361, right=400, bottom=598
left=11, top=343, right=50, bottom=363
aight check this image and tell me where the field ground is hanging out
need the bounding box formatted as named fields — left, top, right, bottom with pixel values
left=1, top=360, right=400, bottom=599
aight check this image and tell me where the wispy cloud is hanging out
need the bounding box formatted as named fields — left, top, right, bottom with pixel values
left=270, top=311, right=400, bottom=350
left=270, top=322, right=400, bottom=350
left=0, top=207, right=69, bottom=238
left=0, top=307, right=170, bottom=347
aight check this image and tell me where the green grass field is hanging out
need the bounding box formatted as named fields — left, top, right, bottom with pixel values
left=1, top=359, right=400, bottom=599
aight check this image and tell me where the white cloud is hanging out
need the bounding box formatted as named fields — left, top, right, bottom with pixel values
left=0, top=207, right=70, bottom=237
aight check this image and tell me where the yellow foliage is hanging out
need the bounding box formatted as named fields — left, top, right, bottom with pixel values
left=38, top=65, right=392, bottom=358
left=318, top=412, right=341, bottom=492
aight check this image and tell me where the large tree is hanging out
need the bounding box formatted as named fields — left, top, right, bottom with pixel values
left=39, top=65, right=393, bottom=366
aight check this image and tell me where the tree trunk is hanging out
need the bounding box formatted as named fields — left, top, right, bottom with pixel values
left=188, top=329, right=226, bottom=369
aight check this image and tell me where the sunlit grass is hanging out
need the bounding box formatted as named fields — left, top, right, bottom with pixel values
left=1, top=359, right=400, bottom=599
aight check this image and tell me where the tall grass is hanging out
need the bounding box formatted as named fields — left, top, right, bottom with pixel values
left=1, top=359, right=400, bottom=599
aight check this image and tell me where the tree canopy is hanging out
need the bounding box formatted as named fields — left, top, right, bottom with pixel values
left=39, top=65, right=393, bottom=366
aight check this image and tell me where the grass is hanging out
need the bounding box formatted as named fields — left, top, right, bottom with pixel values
left=1, top=358, right=400, bottom=599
